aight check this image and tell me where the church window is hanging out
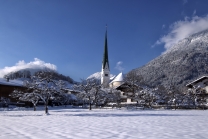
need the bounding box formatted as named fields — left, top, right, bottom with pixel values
left=105, top=74, right=108, bottom=76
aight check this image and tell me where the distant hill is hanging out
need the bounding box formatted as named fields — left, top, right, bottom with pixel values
left=132, top=29, right=208, bottom=90
left=4, top=68, right=74, bottom=84
left=87, top=72, right=116, bottom=80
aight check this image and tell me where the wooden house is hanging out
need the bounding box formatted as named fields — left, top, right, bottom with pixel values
left=186, top=76, right=208, bottom=103
left=0, top=78, right=24, bottom=102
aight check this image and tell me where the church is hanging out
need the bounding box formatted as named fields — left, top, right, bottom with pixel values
left=101, top=27, right=124, bottom=88
left=100, top=28, right=136, bottom=103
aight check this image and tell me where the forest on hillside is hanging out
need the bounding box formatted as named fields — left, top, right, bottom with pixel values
left=4, top=70, right=74, bottom=84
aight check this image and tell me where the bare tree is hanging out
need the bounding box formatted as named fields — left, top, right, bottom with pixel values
left=11, top=89, right=40, bottom=111
left=183, top=87, right=199, bottom=109
left=197, top=88, right=207, bottom=110
left=73, top=79, right=122, bottom=110
left=153, top=85, right=169, bottom=106
left=11, top=70, right=69, bottom=114
left=124, top=70, right=143, bottom=95
left=0, top=97, right=10, bottom=107
left=73, top=79, right=100, bottom=110
left=35, top=71, right=70, bottom=114
left=134, top=87, right=156, bottom=109
left=99, top=88, right=122, bottom=108
left=184, top=86, right=207, bottom=110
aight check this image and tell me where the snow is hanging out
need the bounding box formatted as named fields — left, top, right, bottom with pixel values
left=0, top=78, right=23, bottom=87
left=87, top=72, right=102, bottom=80
left=0, top=77, right=73, bottom=89
left=87, top=72, right=115, bottom=80
left=164, top=29, right=208, bottom=55
left=1, top=107, right=208, bottom=139
left=111, top=72, right=124, bottom=82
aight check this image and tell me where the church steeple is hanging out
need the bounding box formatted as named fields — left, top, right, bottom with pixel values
left=101, top=26, right=110, bottom=88
left=102, top=27, right=110, bottom=70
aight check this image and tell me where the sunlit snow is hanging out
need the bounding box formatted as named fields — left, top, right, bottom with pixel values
left=1, top=107, right=208, bottom=139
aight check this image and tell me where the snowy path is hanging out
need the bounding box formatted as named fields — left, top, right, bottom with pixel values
left=0, top=108, right=208, bottom=139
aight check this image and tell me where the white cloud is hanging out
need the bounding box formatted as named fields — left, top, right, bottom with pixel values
left=115, top=61, right=124, bottom=72
left=0, top=58, right=57, bottom=78
left=153, top=15, right=208, bottom=51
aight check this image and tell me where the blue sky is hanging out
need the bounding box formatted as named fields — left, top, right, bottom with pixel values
left=1, top=0, right=208, bottom=81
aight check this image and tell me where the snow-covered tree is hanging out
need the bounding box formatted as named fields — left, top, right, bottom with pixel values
left=124, top=70, right=143, bottom=99
left=196, top=88, right=207, bottom=110
left=73, top=79, right=102, bottom=110
left=0, top=97, right=10, bottom=107
left=183, top=86, right=199, bottom=109
left=34, top=71, right=71, bottom=114
left=73, top=79, right=122, bottom=109
left=97, top=88, right=122, bottom=108
left=11, top=70, right=69, bottom=114
left=183, top=86, right=207, bottom=109
left=134, top=87, right=157, bottom=109
left=11, top=89, right=40, bottom=111
left=109, top=88, right=122, bottom=108
left=166, top=86, right=184, bottom=110
left=153, top=85, right=169, bottom=105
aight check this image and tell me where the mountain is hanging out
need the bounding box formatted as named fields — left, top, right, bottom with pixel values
left=87, top=72, right=102, bottom=80
left=4, top=68, right=74, bottom=84
left=87, top=72, right=116, bottom=80
left=133, top=29, right=208, bottom=90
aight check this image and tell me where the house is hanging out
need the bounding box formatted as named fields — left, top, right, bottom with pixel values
left=109, top=73, right=142, bottom=103
left=0, top=78, right=25, bottom=106
left=186, top=76, right=208, bottom=103
left=186, top=76, right=208, bottom=91
left=0, top=78, right=24, bottom=98
left=116, top=82, right=143, bottom=104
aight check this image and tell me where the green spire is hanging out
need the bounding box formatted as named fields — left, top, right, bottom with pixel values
left=102, top=27, right=110, bottom=70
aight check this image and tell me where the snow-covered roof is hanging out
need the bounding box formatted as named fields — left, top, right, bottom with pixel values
left=0, top=78, right=23, bottom=87
left=110, top=72, right=124, bottom=83
left=186, top=76, right=208, bottom=88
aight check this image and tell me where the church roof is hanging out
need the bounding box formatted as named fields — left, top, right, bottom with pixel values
left=102, top=29, right=110, bottom=70
left=110, top=72, right=124, bottom=83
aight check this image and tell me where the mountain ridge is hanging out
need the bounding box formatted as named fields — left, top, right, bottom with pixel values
left=4, top=68, right=74, bottom=84
left=133, top=29, right=208, bottom=90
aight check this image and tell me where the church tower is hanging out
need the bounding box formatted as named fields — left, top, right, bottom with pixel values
left=101, top=27, right=110, bottom=88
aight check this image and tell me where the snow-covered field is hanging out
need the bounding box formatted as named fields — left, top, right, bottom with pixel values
left=0, top=107, right=208, bottom=139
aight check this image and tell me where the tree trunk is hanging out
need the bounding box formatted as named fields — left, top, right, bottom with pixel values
left=88, top=96, right=92, bottom=110
left=45, top=105, right=48, bottom=114
left=45, top=99, right=49, bottom=114
left=33, top=104, right=36, bottom=111
left=194, top=102, right=196, bottom=109
left=148, top=101, right=151, bottom=108
left=89, top=103, right=92, bottom=110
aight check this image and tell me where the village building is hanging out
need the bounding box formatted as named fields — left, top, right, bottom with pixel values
left=186, top=76, right=208, bottom=102
left=109, top=72, right=124, bottom=88
left=101, top=28, right=110, bottom=88
left=186, top=76, right=208, bottom=90
left=0, top=78, right=25, bottom=106
left=100, top=28, right=137, bottom=104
